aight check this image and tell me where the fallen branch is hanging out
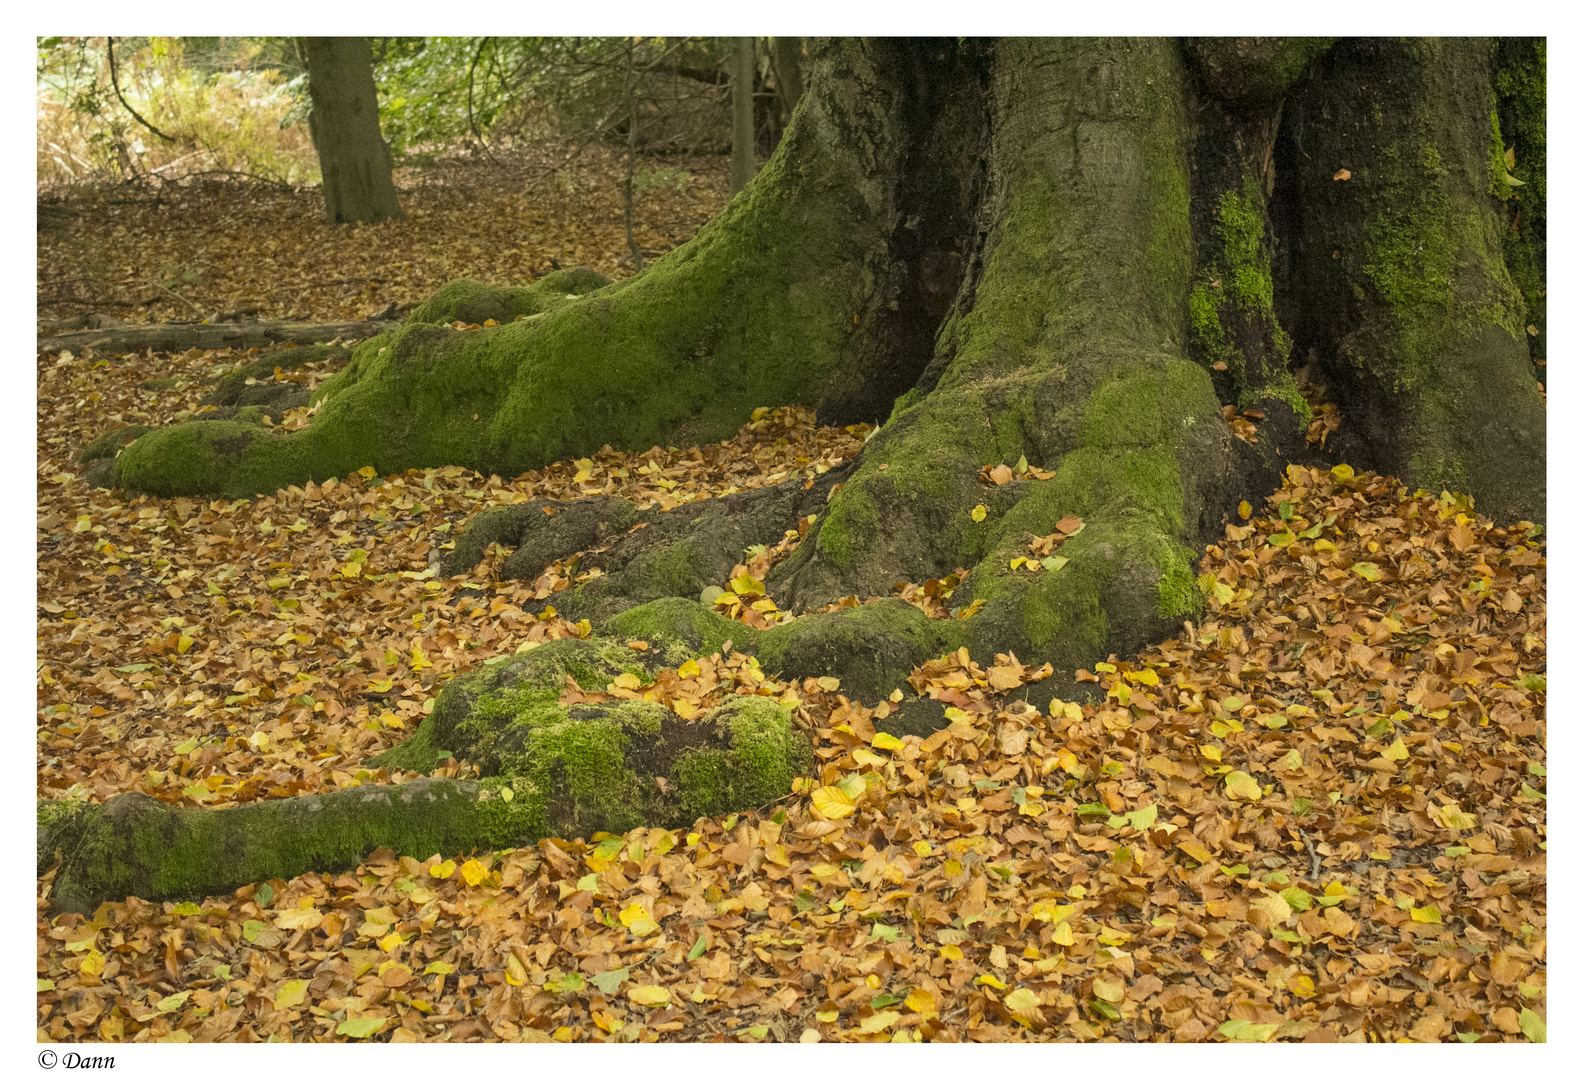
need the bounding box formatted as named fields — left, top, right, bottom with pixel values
left=38, top=317, right=404, bottom=356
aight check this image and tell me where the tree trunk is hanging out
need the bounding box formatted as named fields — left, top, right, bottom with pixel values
left=304, top=37, right=404, bottom=226
left=773, top=37, right=805, bottom=123
left=1273, top=38, right=1544, bottom=526
left=63, top=37, right=1545, bottom=913
left=729, top=37, right=758, bottom=195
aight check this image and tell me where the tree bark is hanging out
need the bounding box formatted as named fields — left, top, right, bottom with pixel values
left=63, top=37, right=1546, bottom=913
left=1274, top=38, right=1544, bottom=526
left=729, top=37, right=757, bottom=195
left=304, top=37, right=404, bottom=226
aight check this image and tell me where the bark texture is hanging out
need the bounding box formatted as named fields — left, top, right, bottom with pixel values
left=1274, top=38, right=1544, bottom=525
left=305, top=37, right=404, bottom=226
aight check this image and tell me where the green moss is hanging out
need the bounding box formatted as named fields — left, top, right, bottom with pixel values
left=885, top=387, right=923, bottom=425
left=406, top=267, right=613, bottom=326
left=79, top=424, right=154, bottom=465
left=1188, top=174, right=1292, bottom=400
left=671, top=697, right=811, bottom=823
left=1494, top=38, right=1545, bottom=372
left=1154, top=543, right=1200, bottom=617
left=1488, top=108, right=1512, bottom=200
left=1363, top=140, right=1525, bottom=392
left=754, top=599, right=963, bottom=703
left=605, top=597, right=745, bottom=656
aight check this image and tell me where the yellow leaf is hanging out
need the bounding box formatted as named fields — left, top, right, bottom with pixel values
left=1331, top=463, right=1355, bottom=481
left=275, top=901, right=323, bottom=930
left=377, top=930, right=405, bottom=952
left=611, top=672, right=643, bottom=690
left=1237, top=500, right=1252, bottom=520
left=1381, top=737, right=1409, bottom=761
left=811, top=785, right=856, bottom=819
left=627, top=985, right=671, bottom=1007
left=970, top=504, right=987, bottom=523
left=730, top=574, right=766, bottom=597
left=430, top=859, right=457, bottom=879
left=1030, top=900, right=1075, bottom=923
left=1352, top=561, right=1382, bottom=581
left=275, top=979, right=310, bottom=1010
left=1251, top=893, right=1293, bottom=925
left=677, top=658, right=700, bottom=678
left=1410, top=905, right=1442, bottom=924
left=672, top=699, right=699, bottom=720
left=905, top=987, right=937, bottom=1015
left=976, top=973, right=1008, bottom=989
left=1199, top=743, right=1222, bottom=763
left=619, top=902, right=660, bottom=937
left=1050, top=922, right=1074, bottom=946
left=939, top=944, right=963, bottom=961
left=358, top=466, right=378, bottom=479
left=460, top=859, right=489, bottom=887
left=1224, top=770, right=1261, bottom=801
left=1092, top=974, right=1125, bottom=1002
left=1431, top=802, right=1478, bottom=831
left=872, top=732, right=905, bottom=751
left=859, top=1010, right=900, bottom=1033
left=1004, top=987, right=1041, bottom=1016
left=853, top=748, right=886, bottom=767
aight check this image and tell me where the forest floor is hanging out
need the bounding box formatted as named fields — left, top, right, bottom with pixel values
left=36, top=149, right=1546, bottom=1043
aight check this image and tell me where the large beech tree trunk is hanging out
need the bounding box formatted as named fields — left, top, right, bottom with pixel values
left=57, top=38, right=1544, bottom=914
left=304, top=37, right=404, bottom=226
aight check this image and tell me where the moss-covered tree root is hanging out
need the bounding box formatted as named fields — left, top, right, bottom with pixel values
left=39, top=778, right=527, bottom=917
left=102, top=41, right=982, bottom=500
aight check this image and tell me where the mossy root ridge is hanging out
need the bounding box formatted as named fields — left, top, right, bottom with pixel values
left=444, top=461, right=854, bottom=620
left=1280, top=38, right=1544, bottom=526
left=374, top=636, right=811, bottom=849
left=39, top=777, right=537, bottom=916
left=104, top=41, right=942, bottom=500
left=770, top=40, right=1244, bottom=685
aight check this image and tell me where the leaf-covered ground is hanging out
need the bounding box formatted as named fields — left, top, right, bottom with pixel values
left=38, top=143, right=727, bottom=328
left=37, top=161, right=1545, bottom=1044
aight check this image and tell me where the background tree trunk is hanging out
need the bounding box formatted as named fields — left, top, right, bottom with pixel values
left=304, top=36, right=404, bottom=226
left=729, top=37, right=757, bottom=195
left=773, top=36, right=805, bottom=123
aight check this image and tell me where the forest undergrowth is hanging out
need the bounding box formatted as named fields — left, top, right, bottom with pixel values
left=37, top=159, right=1545, bottom=1043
